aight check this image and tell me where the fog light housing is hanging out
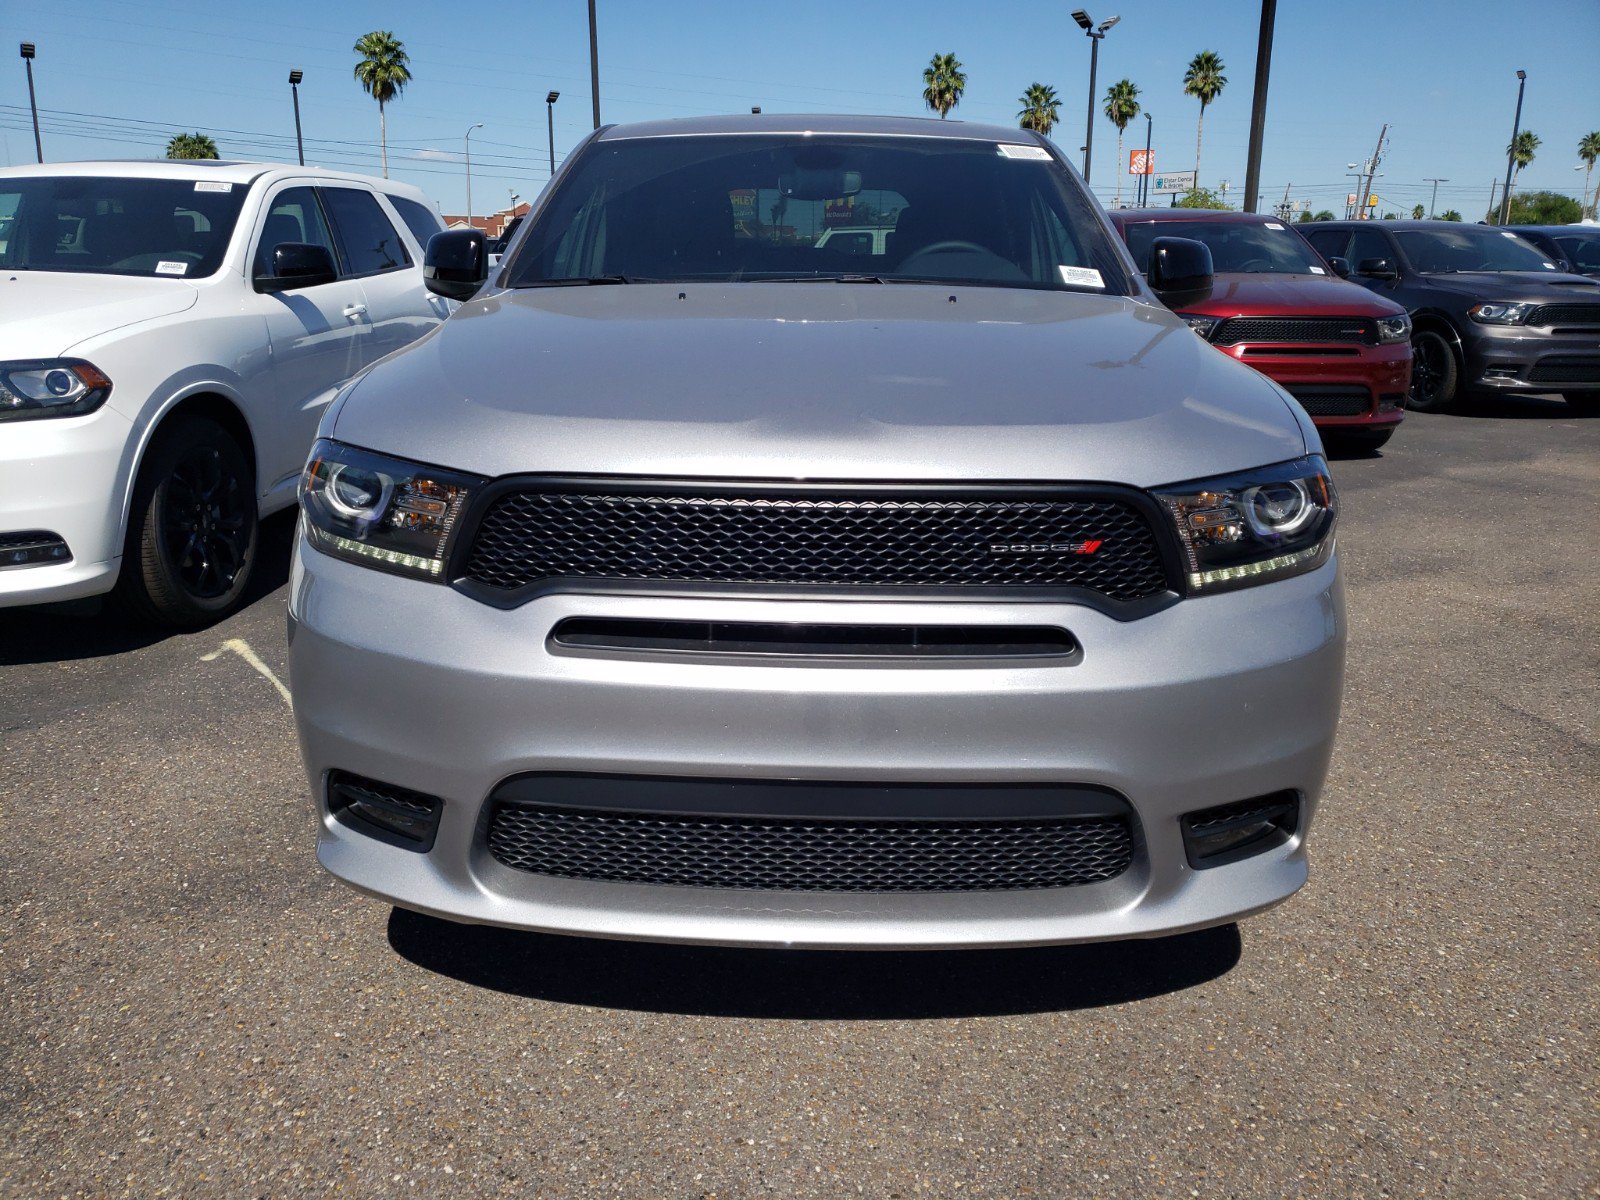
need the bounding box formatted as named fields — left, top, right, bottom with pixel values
left=327, top=771, right=443, bottom=852
left=1180, top=792, right=1299, bottom=869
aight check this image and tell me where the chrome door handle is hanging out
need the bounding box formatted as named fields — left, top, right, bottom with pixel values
left=343, top=304, right=368, bottom=321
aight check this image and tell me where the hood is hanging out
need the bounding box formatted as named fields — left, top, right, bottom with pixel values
left=1191, top=272, right=1406, bottom=317
left=0, top=271, right=199, bottom=358
left=1419, top=271, right=1600, bottom=301
left=333, top=284, right=1308, bottom=490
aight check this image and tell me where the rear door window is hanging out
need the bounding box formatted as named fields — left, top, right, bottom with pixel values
left=320, top=187, right=411, bottom=276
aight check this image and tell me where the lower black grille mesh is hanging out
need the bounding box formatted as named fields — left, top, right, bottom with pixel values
left=486, top=803, right=1135, bottom=893
left=462, top=485, right=1171, bottom=602
left=1528, top=359, right=1600, bottom=384
left=1289, top=387, right=1374, bottom=417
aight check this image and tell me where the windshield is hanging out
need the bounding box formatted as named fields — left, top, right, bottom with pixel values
left=1121, top=219, right=1324, bottom=274
left=1392, top=227, right=1556, bottom=274
left=507, top=134, right=1129, bottom=292
left=0, top=176, right=247, bottom=279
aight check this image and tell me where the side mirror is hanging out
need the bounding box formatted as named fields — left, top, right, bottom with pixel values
left=1554, top=258, right=1573, bottom=274
left=1147, top=236, right=1213, bottom=309
left=255, top=242, right=337, bottom=293
left=1327, top=256, right=1352, bottom=279
left=424, top=229, right=487, bottom=300
left=1357, top=257, right=1398, bottom=281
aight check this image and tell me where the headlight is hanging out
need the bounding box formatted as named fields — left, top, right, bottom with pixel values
left=0, top=359, right=112, bottom=422
left=1153, top=456, right=1337, bottom=595
left=1375, top=313, right=1412, bottom=343
left=1178, top=314, right=1220, bottom=339
left=1468, top=302, right=1535, bottom=325
left=300, top=440, right=482, bottom=580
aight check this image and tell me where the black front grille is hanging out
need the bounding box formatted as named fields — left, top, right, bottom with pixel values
left=460, top=484, right=1172, bottom=604
left=1527, top=304, right=1600, bottom=330
left=487, top=803, right=1135, bottom=893
left=1288, top=386, right=1374, bottom=417
left=1212, top=317, right=1376, bottom=345
left=1528, top=359, right=1600, bottom=384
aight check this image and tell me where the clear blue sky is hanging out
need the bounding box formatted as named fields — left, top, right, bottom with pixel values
left=5, top=0, right=1598, bottom=221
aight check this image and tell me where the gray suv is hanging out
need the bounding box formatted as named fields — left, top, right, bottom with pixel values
left=289, top=115, right=1345, bottom=950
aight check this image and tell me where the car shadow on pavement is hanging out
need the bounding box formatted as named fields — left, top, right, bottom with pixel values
left=387, top=909, right=1241, bottom=1019
left=1459, top=393, right=1594, bottom=420
left=0, top=509, right=298, bottom=666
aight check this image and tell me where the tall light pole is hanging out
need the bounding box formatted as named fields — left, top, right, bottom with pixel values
left=1424, top=177, right=1448, bottom=218
left=1070, top=10, right=1119, bottom=184
left=19, top=43, right=42, bottom=163
left=1498, top=69, right=1526, bottom=226
left=1140, top=111, right=1152, bottom=205
left=588, top=0, right=601, bottom=129
left=464, top=123, right=483, bottom=226
left=1241, top=0, right=1277, bottom=213
left=288, top=70, right=305, bottom=166
left=545, top=91, right=559, bottom=176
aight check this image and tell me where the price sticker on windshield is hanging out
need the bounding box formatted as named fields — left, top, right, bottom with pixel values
left=997, top=144, right=1053, bottom=161
left=155, top=261, right=189, bottom=275
left=1058, top=265, right=1105, bottom=289
left=194, top=181, right=233, bottom=193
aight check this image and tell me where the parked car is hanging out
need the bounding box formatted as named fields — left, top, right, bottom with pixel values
left=1111, top=209, right=1412, bottom=453
left=1508, top=224, right=1600, bottom=281
left=290, top=114, right=1345, bottom=950
left=813, top=225, right=895, bottom=256
left=1301, top=220, right=1600, bottom=411
left=0, top=160, right=450, bottom=625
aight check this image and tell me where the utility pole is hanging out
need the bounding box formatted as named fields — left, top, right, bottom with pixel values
left=1498, top=69, right=1526, bottom=225
left=1424, top=177, right=1448, bottom=218
left=1487, top=178, right=1499, bottom=222
left=20, top=43, right=42, bottom=163
left=1358, top=124, right=1387, bottom=220
left=464, top=123, right=483, bottom=226
left=588, top=0, right=601, bottom=129
left=1276, top=181, right=1292, bottom=221
left=1241, top=0, right=1277, bottom=213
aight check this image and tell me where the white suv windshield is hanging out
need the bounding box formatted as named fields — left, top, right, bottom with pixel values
left=508, top=134, right=1130, bottom=292
left=0, top=176, right=247, bottom=278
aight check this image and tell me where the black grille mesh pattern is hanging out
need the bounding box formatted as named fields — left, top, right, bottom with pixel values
left=1529, top=359, right=1600, bottom=384
left=1527, top=304, right=1600, bottom=329
left=486, top=804, right=1135, bottom=893
left=1211, top=317, right=1375, bottom=345
left=1289, top=388, right=1374, bottom=417
left=462, top=487, right=1170, bottom=602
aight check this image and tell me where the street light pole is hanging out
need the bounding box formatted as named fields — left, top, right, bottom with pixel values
left=288, top=70, right=305, bottom=166
left=19, top=43, right=42, bottom=163
left=1241, top=0, right=1277, bottom=214
left=1140, top=111, right=1152, bottom=205
left=1424, top=177, right=1448, bottom=218
left=588, top=0, right=601, bottom=130
left=545, top=91, right=559, bottom=177
left=1498, top=69, right=1526, bottom=226
left=1070, top=11, right=1119, bottom=184
left=464, top=123, right=483, bottom=226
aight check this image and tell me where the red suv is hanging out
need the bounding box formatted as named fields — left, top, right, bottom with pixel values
left=1110, top=210, right=1412, bottom=453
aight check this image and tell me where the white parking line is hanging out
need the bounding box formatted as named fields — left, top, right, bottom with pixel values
left=201, top=637, right=292, bottom=707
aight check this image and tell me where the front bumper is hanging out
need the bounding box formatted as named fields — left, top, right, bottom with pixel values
left=1464, top=321, right=1600, bottom=391
left=1221, top=341, right=1410, bottom=430
left=289, top=541, right=1346, bottom=949
left=0, top=408, right=133, bottom=607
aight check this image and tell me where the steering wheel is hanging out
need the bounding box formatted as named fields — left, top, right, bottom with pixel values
left=906, top=240, right=991, bottom=257
left=1232, top=257, right=1274, bottom=272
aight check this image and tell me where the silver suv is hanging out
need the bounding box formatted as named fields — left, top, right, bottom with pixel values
left=289, top=115, right=1344, bottom=950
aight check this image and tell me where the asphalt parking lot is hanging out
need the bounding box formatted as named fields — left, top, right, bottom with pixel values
left=3, top=397, right=1596, bottom=1199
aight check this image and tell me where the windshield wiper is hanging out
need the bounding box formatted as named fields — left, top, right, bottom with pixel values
left=522, top=275, right=640, bottom=287
left=747, top=274, right=887, bottom=284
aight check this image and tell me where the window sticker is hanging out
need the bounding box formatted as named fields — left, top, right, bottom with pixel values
left=155, top=261, right=189, bottom=275
left=1308, top=265, right=1327, bottom=274
left=194, top=181, right=233, bottom=193
left=1058, top=265, right=1105, bottom=289
left=1265, top=222, right=1286, bottom=230
left=1500, top=230, right=1519, bottom=238
left=1542, top=261, right=1558, bottom=269
left=997, top=143, right=1053, bottom=161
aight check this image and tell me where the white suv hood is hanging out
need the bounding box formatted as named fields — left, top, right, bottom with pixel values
left=0, top=271, right=199, bottom=358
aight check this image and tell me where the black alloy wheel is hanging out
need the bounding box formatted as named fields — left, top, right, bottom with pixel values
left=1407, top=329, right=1459, bottom=413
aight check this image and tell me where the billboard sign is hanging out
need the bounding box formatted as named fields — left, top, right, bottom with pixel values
left=1129, top=150, right=1153, bottom=176
left=1151, top=170, right=1197, bottom=195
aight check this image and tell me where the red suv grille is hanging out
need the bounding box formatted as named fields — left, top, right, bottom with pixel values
left=1211, top=317, right=1376, bottom=345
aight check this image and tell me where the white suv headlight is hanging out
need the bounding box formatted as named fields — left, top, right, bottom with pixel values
left=0, top=359, right=113, bottom=421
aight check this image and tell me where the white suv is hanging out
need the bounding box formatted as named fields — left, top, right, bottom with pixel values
left=0, top=160, right=451, bottom=625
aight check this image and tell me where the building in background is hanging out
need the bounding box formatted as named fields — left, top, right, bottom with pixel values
left=441, top=201, right=530, bottom=238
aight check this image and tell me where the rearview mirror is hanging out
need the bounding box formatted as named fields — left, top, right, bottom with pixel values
left=778, top=168, right=862, bottom=201
left=255, top=242, right=337, bottom=293
left=1147, top=236, right=1213, bottom=309
left=424, top=229, right=487, bottom=300
left=1357, top=257, right=1398, bottom=281
left=1326, top=256, right=1351, bottom=279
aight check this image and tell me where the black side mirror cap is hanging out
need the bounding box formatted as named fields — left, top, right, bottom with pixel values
left=1327, top=256, right=1351, bottom=279
left=424, top=229, right=488, bottom=301
left=1357, top=257, right=1398, bottom=280
left=254, top=242, right=338, bottom=293
left=1554, top=258, right=1573, bottom=274
left=1147, top=236, right=1213, bottom=309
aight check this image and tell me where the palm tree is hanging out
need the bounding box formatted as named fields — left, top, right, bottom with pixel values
left=1017, top=84, right=1061, bottom=136
left=353, top=30, right=412, bottom=178
left=1102, top=79, right=1141, bottom=206
left=922, top=53, right=966, bottom=120
left=1183, top=51, right=1227, bottom=185
left=1504, top=129, right=1540, bottom=215
left=1579, top=130, right=1600, bottom=219
left=166, top=132, right=219, bottom=160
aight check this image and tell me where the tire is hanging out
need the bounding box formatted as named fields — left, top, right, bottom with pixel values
left=1562, top=391, right=1600, bottom=411
left=115, top=417, right=258, bottom=629
left=1325, top=428, right=1394, bottom=455
left=1406, top=329, right=1460, bottom=412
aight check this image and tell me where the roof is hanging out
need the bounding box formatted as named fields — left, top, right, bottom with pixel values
left=0, top=159, right=434, bottom=201
left=1108, top=209, right=1282, bottom=224
left=1305, top=219, right=1502, bottom=231
left=595, top=112, right=1050, bottom=145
